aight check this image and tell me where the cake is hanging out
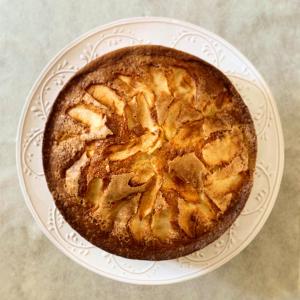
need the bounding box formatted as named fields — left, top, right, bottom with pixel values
left=43, top=45, right=257, bottom=260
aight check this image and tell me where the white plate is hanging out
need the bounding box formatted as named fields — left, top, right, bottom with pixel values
left=16, top=17, right=284, bottom=285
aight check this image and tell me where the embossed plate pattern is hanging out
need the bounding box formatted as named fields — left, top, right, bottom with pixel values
left=16, top=17, right=284, bottom=284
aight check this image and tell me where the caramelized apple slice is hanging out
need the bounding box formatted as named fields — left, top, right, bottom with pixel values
left=163, top=101, right=181, bottom=140
left=167, top=67, right=196, bottom=98
left=82, top=92, right=109, bottom=111
left=206, top=154, right=248, bottom=183
left=168, top=152, right=207, bottom=188
left=198, top=192, right=218, bottom=218
left=177, top=198, right=196, bottom=237
left=108, top=131, right=161, bottom=161
left=68, top=105, right=104, bottom=131
left=155, top=93, right=173, bottom=125
left=177, top=194, right=215, bottom=237
left=136, top=93, right=156, bottom=131
left=202, top=130, right=242, bottom=166
left=162, top=174, right=199, bottom=203
left=85, top=177, right=104, bottom=206
left=206, top=173, right=243, bottom=195
left=112, top=193, right=141, bottom=237
left=205, top=173, right=244, bottom=211
left=68, top=105, right=112, bottom=140
left=150, top=67, right=170, bottom=95
left=129, top=214, right=152, bottom=241
left=138, top=176, right=162, bottom=219
left=172, top=121, right=203, bottom=150
left=202, top=117, right=228, bottom=138
left=65, top=152, right=89, bottom=196
left=108, top=142, right=140, bottom=161
left=177, top=103, right=202, bottom=124
left=119, top=74, right=155, bottom=108
left=201, top=91, right=233, bottom=117
left=125, top=97, right=138, bottom=130
left=88, top=85, right=125, bottom=116
left=118, top=75, right=131, bottom=85
left=130, top=154, right=155, bottom=186
left=103, top=173, right=147, bottom=202
left=151, top=192, right=177, bottom=242
left=134, top=82, right=155, bottom=107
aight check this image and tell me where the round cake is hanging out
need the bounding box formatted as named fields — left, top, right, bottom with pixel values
left=43, top=45, right=257, bottom=260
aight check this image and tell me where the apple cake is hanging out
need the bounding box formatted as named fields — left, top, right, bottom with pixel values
left=43, top=45, right=256, bottom=260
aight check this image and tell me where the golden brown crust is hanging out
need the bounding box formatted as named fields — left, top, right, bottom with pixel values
left=43, top=45, right=257, bottom=260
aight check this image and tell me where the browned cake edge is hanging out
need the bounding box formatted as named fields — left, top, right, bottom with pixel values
left=42, top=45, right=257, bottom=260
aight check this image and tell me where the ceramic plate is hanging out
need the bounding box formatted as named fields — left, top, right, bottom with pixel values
left=16, top=17, right=284, bottom=285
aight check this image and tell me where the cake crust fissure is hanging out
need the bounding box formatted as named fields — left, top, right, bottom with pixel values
left=43, top=45, right=257, bottom=260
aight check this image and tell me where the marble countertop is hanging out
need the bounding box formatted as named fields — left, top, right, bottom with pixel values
left=0, top=0, right=299, bottom=299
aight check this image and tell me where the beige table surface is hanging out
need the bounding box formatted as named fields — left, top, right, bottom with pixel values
left=0, top=0, right=299, bottom=299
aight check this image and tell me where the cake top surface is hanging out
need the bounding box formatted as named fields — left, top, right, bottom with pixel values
left=43, top=46, right=256, bottom=260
